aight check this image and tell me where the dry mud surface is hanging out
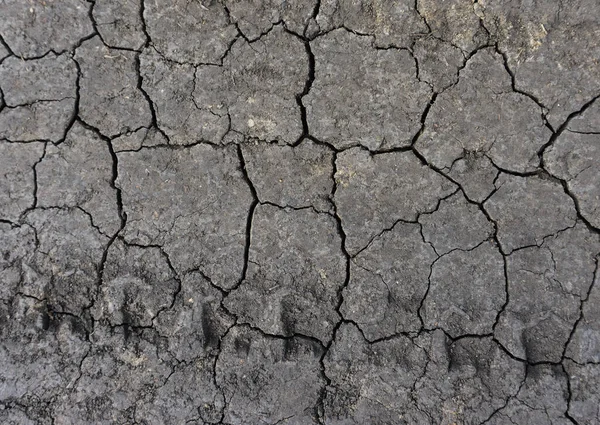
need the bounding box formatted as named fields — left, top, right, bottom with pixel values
left=1, top=0, right=600, bottom=424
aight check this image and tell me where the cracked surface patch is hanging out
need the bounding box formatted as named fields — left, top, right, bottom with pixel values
left=306, top=29, right=431, bottom=151
left=2, top=0, right=600, bottom=423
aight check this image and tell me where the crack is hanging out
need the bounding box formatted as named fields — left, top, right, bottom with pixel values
left=539, top=94, right=600, bottom=168
left=494, top=44, right=552, bottom=131
left=29, top=141, right=47, bottom=213
left=232, top=145, right=259, bottom=292
left=350, top=187, right=459, bottom=259
left=73, top=118, right=128, bottom=336
left=561, top=255, right=599, bottom=359
left=562, top=362, right=581, bottom=425
left=303, top=0, right=321, bottom=39
left=285, top=28, right=315, bottom=147
left=131, top=48, right=175, bottom=145
left=1, top=96, right=77, bottom=109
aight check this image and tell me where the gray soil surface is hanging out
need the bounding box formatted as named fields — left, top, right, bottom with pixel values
left=1, top=0, right=600, bottom=424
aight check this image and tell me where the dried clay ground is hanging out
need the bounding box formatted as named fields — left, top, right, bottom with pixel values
left=1, top=0, right=600, bottom=424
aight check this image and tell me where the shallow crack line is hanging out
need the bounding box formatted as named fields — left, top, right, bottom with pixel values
left=212, top=322, right=238, bottom=424
left=2, top=96, right=77, bottom=109
left=350, top=187, right=460, bottom=259
left=561, top=255, right=600, bottom=359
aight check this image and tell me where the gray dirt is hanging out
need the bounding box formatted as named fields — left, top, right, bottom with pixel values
left=1, top=0, right=600, bottom=423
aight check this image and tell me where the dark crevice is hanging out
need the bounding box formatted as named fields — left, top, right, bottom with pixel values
left=286, top=28, right=316, bottom=147
left=539, top=93, right=600, bottom=168
left=139, top=0, right=151, bottom=48
left=232, top=145, right=259, bottom=292
left=30, top=142, right=47, bottom=212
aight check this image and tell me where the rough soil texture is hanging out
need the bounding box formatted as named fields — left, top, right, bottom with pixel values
left=1, top=1, right=600, bottom=424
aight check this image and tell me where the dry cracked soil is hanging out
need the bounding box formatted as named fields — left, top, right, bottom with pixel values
left=1, top=0, right=600, bottom=424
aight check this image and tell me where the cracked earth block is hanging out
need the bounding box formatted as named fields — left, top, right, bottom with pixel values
left=412, top=335, right=525, bottom=424
left=446, top=152, right=499, bottom=203
left=0, top=0, right=93, bottom=58
left=118, top=144, right=253, bottom=289
left=0, top=223, right=37, bottom=301
left=323, top=322, right=429, bottom=424
left=412, top=36, right=464, bottom=92
left=0, top=142, right=44, bottom=222
left=216, top=326, right=324, bottom=425
left=545, top=102, right=600, bottom=228
left=564, top=361, right=600, bottom=424
left=422, top=241, right=506, bottom=337
left=485, top=173, right=577, bottom=254
left=341, top=222, right=436, bottom=340
left=567, top=262, right=600, bottom=363
left=495, top=223, right=600, bottom=363
left=24, top=208, right=109, bottom=316
left=306, top=29, right=431, bottom=150
left=325, top=326, right=525, bottom=424
left=0, top=53, right=77, bottom=142
left=225, top=205, right=345, bottom=343
left=53, top=325, right=172, bottom=424
left=195, top=26, right=308, bottom=144
left=92, top=240, right=179, bottom=328
left=334, top=148, right=456, bottom=255
left=485, top=364, right=570, bottom=425
left=241, top=140, right=334, bottom=212
left=92, top=0, right=146, bottom=50
left=0, top=296, right=89, bottom=404
left=139, top=49, right=230, bottom=145
left=144, top=0, right=237, bottom=64
left=76, top=37, right=151, bottom=137
left=418, top=0, right=488, bottom=53
left=142, top=26, right=308, bottom=145
left=36, top=122, right=121, bottom=236
left=416, top=48, right=551, bottom=173
left=419, top=191, right=494, bottom=255
left=478, top=0, right=600, bottom=129
left=154, top=270, right=234, bottom=363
